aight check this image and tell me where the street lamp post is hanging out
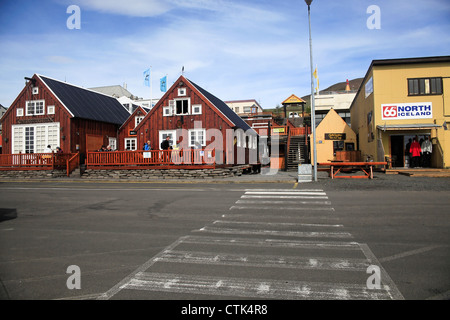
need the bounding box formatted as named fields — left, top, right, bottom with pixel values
left=305, top=0, right=317, bottom=181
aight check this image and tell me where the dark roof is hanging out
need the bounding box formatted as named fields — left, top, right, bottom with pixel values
left=187, top=79, right=256, bottom=134
left=371, top=55, right=450, bottom=67
left=38, top=75, right=130, bottom=125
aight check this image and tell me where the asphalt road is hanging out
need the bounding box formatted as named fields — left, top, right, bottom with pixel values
left=0, top=179, right=449, bottom=304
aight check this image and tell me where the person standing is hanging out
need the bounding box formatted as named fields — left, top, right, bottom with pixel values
left=161, top=136, right=171, bottom=150
left=421, top=136, right=432, bottom=167
left=409, top=137, right=421, bottom=168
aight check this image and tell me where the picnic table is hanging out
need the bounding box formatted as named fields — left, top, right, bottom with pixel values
left=319, top=162, right=387, bottom=179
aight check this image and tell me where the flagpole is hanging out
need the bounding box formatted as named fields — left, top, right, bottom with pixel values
left=150, top=66, right=153, bottom=108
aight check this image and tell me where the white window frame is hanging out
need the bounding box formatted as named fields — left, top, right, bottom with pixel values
left=175, top=98, right=190, bottom=115
left=47, top=105, right=55, bottom=115
left=178, top=88, right=187, bottom=96
left=124, top=138, right=137, bottom=151
left=109, top=137, right=117, bottom=151
left=12, top=122, right=60, bottom=154
left=26, top=100, right=45, bottom=116
left=17, top=108, right=24, bottom=117
left=192, top=104, right=202, bottom=115
left=135, top=115, right=144, bottom=128
left=159, top=130, right=176, bottom=150
left=32, top=87, right=39, bottom=95
left=163, top=106, right=173, bottom=117
left=189, top=129, right=206, bottom=147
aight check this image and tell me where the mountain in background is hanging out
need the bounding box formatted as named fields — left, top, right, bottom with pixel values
left=301, top=77, right=364, bottom=102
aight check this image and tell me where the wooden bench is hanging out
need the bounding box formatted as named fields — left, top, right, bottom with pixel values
left=319, top=162, right=387, bottom=179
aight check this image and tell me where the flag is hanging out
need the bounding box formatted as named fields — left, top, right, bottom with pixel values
left=160, top=75, right=167, bottom=92
left=313, top=67, right=319, bottom=94
left=143, top=68, right=150, bottom=87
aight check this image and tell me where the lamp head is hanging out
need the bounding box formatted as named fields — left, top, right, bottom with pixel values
left=305, top=0, right=313, bottom=5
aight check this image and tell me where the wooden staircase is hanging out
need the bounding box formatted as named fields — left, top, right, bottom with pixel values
left=287, top=136, right=307, bottom=171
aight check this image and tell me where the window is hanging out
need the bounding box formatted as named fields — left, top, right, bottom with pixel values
left=12, top=123, right=60, bottom=154
left=135, top=116, right=144, bottom=128
left=47, top=105, right=55, bottom=115
left=192, top=104, right=202, bottom=115
left=109, top=137, right=117, bottom=150
left=159, top=130, right=176, bottom=149
left=175, top=98, right=190, bottom=115
left=243, top=107, right=251, bottom=113
left=163, top=106, right=173, bottom=116
left=178, top=88, right=186, bottom=96
left=235, top=107, right=240, bottom=113
left=17, top=108, right=24, bottom=117
left=189, top=129, right=206, bottom=147
left=408, top=77, right=443, bottom=96
left=125, top=138, right=137, bottom=151
left=25, top=127, right=34, bottom=153
left=26, top=100, right=45, bottom=116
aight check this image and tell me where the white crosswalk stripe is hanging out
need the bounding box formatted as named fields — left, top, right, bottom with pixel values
left=101, top=188, right=403, bottom=300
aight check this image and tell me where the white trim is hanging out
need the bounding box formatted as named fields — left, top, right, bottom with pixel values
left=163, top=106, right=173, bottom=117
left=188, top=128, right=206, bottom=147
left=174, top=97, right=191, bottom=115
left=159, top=130, right=176, bottom=150
left=25, top=99, right=45, bottom=116
left=135, top=115, right=144, bottom=128
left=11, top=122, right=60, bottom=154
left=47, top=105, right=55, bottom=115
left=124, top=138, right=137, bottom=151
left=192, top=104, right=202, bottom=115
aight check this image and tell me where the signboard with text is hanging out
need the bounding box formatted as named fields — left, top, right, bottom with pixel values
left=325, top=133, right=346, bottom=140
left=381, top=102, right=432, bottom=120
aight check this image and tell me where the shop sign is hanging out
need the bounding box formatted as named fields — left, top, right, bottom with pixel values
left=382, top=102, right=432, bottom=120
left=325, top=133, right=346, bottom=140
left=129, top=130, right=137, bottom=135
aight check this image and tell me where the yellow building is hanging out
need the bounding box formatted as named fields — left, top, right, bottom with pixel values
left=311, top=108, right=357, bottom=163
left=350, top=56, right=450, bottom=168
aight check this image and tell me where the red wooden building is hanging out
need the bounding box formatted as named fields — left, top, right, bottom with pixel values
left=1, top=74, right=130, bottom=162
left=118, top=106, right=148, bottom=151
left=133, top=75, right=258, bottom=165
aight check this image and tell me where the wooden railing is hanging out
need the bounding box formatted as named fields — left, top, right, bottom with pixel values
left=67, top=153, right=80, bottom=176
left=0, top=153, right=77, bottom=171
left=270, top=126, right=311, bottom=136
left=86, top=149, right=216, bottom=169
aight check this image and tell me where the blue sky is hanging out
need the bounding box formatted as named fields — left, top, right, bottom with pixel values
left=1, top=0, right=449, bottom=110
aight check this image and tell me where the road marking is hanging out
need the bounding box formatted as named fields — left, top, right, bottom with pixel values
left=155, top=250, right=370, bottom=271
left=378, top=245, right=442, bottom=263
left=121, top=272, right=395, bottom=300
left=241, top=195, right=329, bottom=199
left=359, top=243, right=404, bottom=300
left=97, top=236, right=187, bottom=300
left=245, top=191, right=327, bottom=196
left=244, top=189, right=324, bottom=192
left=236, top=200, right=332, bottom=205
left=195, top=226, right=351, bottom=238
left=230, top=205, right=335, bottom=211
left=181, top=236, right=362, bottom=250
left=212, top=220, right=344, bottom=228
